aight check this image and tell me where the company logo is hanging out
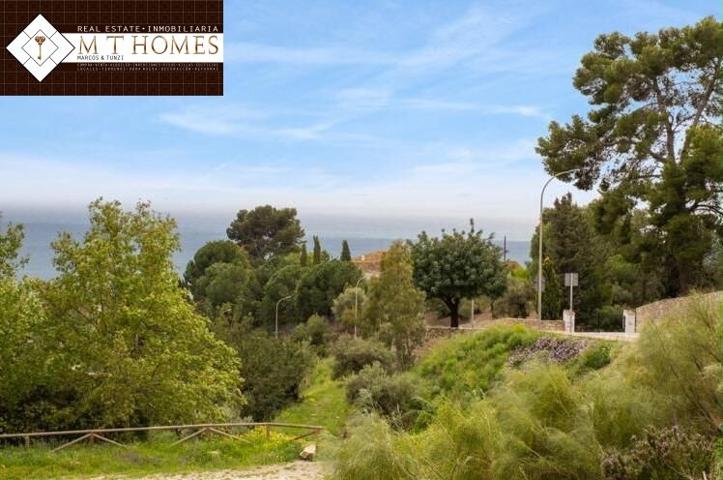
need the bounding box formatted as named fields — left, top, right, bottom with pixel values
left=7, top=15, right=74, bottom=81
left=1, top=0, right=223, bottom=96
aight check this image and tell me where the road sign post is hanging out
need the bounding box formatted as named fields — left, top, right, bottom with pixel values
left=564, top=273, right=578, bottom=311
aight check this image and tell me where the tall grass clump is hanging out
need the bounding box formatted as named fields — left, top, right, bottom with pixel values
left=331, top=296, right=721, bottom=480
left=331, top=416, right=417, bottom=480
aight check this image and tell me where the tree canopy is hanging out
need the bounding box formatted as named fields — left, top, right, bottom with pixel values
left=410, top=222, right=506, bottom=328
left=35, top=200, right=243, bottom=430
left=227, top=205, right=305, bottom=262
left=537, top=17, right=722, bottom=296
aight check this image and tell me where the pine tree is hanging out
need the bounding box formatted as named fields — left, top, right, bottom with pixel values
left=340, top=240, right=352, bottom=261
left=541, top=257, right=563, bottom=320
left=312, top=236, right=322, bottom=265
left=300, top=243, right=308, bottom=267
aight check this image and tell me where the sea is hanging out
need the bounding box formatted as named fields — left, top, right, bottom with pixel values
left=14, top=222, right=531, bottom=279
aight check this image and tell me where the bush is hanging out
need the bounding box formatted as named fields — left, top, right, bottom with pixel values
left=346, top=364, right=428, bottom=430
left=331, top=335, right=395, bottom=379
left=577, top=343, right=612, bottom=372
left=494, top=277, right=534, bottom=318
left=601, top=426, right=716, bottom=480
left=292, top=314, right=332, bottom=353
left=237, top=329, right=313, bottom=421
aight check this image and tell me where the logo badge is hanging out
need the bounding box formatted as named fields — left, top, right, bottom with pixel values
left=7, top=15, right=74, bottom=81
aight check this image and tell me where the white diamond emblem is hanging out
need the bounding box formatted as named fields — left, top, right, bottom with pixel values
left=6, top=15, right=74, bottom=81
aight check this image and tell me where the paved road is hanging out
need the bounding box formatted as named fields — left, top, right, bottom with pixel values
left=89, top=462, right=327, bottom=480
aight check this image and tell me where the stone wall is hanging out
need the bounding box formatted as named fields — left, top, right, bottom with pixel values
left=633, top=291, right=721, bottom=332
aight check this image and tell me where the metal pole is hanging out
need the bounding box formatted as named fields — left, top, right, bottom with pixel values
left=538, top=169, right=579, bottom=320
left=470, top=299, right=475, bottom=323
left=569, top=284, right=573, bottom=311
left=353, top=277, right=363, bottom=338
left=275, top=295, right=293, bottom=338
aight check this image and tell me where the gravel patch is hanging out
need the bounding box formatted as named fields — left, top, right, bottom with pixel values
left=87, top=462, right=327, bottom=480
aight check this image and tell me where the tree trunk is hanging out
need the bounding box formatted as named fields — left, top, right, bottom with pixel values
left=446, top=299, right=460, bottom=328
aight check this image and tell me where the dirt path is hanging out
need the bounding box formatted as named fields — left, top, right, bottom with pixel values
left=89, top=462, right=327, bottom=480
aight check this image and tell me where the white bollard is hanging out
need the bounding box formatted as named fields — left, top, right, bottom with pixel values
left=563, top=309, right=575, bottom=333
left=623, top=309, right=636, bottom=334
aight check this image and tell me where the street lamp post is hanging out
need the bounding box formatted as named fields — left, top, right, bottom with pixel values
left=353, top=277, right=364, bottom=338
left=538, top=169, right=579, bottom=320
left=275, top=295, right=293, bottom=338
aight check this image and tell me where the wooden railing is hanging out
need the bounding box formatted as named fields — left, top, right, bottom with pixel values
left=0, top=422, right=324, bottom=453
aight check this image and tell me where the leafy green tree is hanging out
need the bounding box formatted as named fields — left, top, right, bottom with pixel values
left=296, top=260, right=362, bottom=319
left=41, top=200, right=243, bottom=429
left=184, top=240, right=258, bottom=318
left=0, top=277, right=50, bottom=432
left=259, top=263, right=304, bottom=329
left=364, top=242, right=426, bottom=367
left=0, top=215, right=26, bottom=278
left=410, top=222, right=506, bottom=328
left=313, top=235, right=322, bottom=265
left=184, top=240, right=247, bottom=288
left=541, top=257, right=563, bottom=320
left=341, top=240, right=352, bottom=261
left=333, top=285, right=367, bottom=333
left=227, top=205, right=304, bottom=261
left=537, top=17, right=722, bottom=297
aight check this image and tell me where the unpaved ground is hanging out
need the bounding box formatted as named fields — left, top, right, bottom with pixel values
left=89, top=462, right=327, bottom=480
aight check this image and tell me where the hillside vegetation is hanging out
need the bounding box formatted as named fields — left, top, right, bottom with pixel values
left=332, top=297, right=721, bottom=479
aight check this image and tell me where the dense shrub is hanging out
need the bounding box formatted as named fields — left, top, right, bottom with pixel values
left=601, top=426, right=716, bottom=480
left=346, top=364, right=428, bottom=430
left=576, top=343, right=612, bottom=372
left=236, top=329, right=313, bottom=421
left=331, top=335, right=395, bottom=379
left=292, top=314, right=332, bottom=353
left=494, top=276, right=534, bottom=318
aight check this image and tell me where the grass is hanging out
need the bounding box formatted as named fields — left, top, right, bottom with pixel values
left=413, top=325, right=539, bottom=404
left=275, top=357, right=351, bottom=437
left=0, top=429, right=301, bottom=480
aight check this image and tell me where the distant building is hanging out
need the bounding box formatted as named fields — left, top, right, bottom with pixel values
left=352, top=250, right=385, bottom=278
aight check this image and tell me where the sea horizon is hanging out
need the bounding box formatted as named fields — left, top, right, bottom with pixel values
left=13, top=221, right=532, bottom=279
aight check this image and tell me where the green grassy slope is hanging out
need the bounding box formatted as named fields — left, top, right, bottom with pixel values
left=0, top=430, right=300, bottom=480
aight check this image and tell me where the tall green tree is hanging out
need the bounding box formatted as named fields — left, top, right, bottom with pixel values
left=312, top=235, right=322, bottom=265
left=410, top=222, right=507, bottom=328
left=300, top=242, right=308, bottom=267
left=184, top=240, right=258, bottom=317
left=537, top=17, right=722, bottom=297
left=530, top=194, right=609, bottom=324
left=541, top=257, right=563, bottom=320
left=227, top=205, right=305, bottom=262
left=41, top=200, right=243, bottom=429
left=0, top=214, right=26, bottom=279
left=296, top=260, right=362, bottom=319
left=364, top=242, right=426, bottom=367
left=340, top=240, right=352, bottom=261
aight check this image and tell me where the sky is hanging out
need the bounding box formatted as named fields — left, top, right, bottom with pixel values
left=0, top=0, right=718, bottom=240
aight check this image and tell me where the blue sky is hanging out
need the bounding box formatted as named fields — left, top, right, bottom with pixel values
left=0, top=0, right=717, bottom=239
